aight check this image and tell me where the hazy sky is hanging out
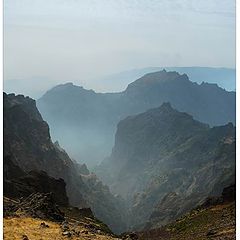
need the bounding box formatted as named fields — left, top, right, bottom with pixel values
left=4, top=0, right=236, bottom=98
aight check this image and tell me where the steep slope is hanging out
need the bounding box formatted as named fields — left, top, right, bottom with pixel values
left=98, top=103, right=235, bottom=229
left=137, top=185, right=236, bottom=240
left=3, top=92, right=126, bottom=233
left=38, top=83, right=119, bottom=167
left=37, top=70, right=235, bottom=166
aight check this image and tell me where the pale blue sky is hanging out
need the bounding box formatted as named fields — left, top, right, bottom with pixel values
left=4, top=0, right=236, bottom=97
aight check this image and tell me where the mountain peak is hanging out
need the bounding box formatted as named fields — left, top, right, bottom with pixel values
left=62, top=82, right=74, bottom=87
left=52, top=82, right=77, bottom=90
left=139, top=69, right=183, bottom=82
left=4, top=92, right=43, bottom=121
left=159, top=102, right=173, bottom=111
left=125, top=70, right=189, bottom=92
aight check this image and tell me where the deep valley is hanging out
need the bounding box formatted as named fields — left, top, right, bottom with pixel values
left=3, top=70, right=236, bottom=239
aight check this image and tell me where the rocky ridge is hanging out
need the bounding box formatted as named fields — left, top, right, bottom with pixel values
left=3, top=92, right=126, bottom=233
left=97, top=102, right=235, bottom=230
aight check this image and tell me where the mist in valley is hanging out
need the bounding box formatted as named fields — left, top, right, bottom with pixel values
left=4, top=0, right=236, bottom=170
left=3, top=0, right=236, bottom=238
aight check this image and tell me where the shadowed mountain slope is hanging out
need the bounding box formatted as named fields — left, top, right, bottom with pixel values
left=3, top=92, right=126, bottom=233
left=97, top=103, right=235, bottom=230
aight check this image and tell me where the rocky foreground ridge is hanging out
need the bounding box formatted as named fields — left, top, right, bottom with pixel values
left=4, top=192, right=119, bottom=240
left=3, top=183, right=235, bottom=240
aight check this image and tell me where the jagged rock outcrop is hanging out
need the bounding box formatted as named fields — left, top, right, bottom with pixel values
left=4, top=168, right=69, bottom=206
left=3, top=92, right=126, bottom=233
left=37, top=70, right=235, bottom=166
left=4, top=92, right=85, bottom=204
left=16, top=192, right=65, bottom=221
left=98, top=103, right=235, bottom=230
left=3, top=192, right=65, bottom=221
left=200, top=184, right=235, bottom=208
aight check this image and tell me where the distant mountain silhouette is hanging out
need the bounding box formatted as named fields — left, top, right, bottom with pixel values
left=100, top=67, right=236, bottom=92
left=37, top=70, right=235, bottom=166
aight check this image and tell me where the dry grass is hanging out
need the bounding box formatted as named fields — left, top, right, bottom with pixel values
left=3, top=217, right=119, bottom=240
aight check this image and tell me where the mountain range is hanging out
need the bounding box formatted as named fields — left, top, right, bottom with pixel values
left=99, top=67, right=236, bottom=92
left=37, top=70, right=236, bottom=167
left=3, top=68, right=236, bottom=237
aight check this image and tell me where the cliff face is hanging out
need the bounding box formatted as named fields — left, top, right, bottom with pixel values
left=3, top=92, right=126, bottom=233
left=98, top=103, right=235, bottom=229
left=37, top=70, right=236, bottom=166
left=4, top=93, right=84, bottom=203
left=4, top=167, right=69, bottom=206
